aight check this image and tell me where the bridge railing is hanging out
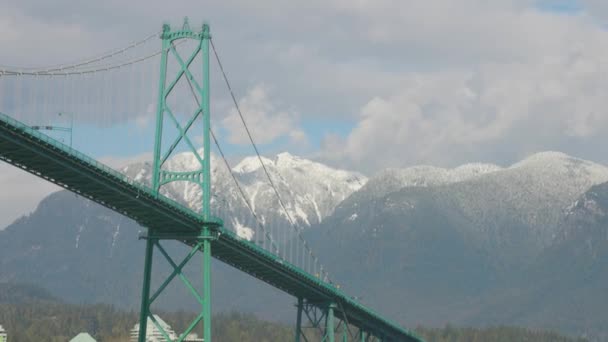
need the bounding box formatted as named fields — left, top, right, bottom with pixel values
left=0, top=110, right=222, bottom=226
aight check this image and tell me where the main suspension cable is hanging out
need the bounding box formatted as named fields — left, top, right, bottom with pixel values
left=1, top=50, right=161, bottom=77
left=0, top=40, right=190, bottom=77
left=210, top=38, right=332, bottom=283
left=0, top=31, right=159, bottom=73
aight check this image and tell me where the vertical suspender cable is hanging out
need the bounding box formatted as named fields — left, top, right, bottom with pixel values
left=0, top=75, right=3, bottom=113
left=210, top=38, right=332, bottom=283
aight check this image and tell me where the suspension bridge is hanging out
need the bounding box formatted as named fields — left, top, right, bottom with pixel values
left=0, top=19, right=424, bottom=342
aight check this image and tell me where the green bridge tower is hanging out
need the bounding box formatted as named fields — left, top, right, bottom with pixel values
left=138, top=19, right=221, bottom=342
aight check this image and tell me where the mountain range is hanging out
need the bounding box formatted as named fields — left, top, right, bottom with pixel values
left=1, top=151, right=608, bottom=339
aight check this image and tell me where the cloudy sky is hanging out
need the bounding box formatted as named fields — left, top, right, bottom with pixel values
left=2, top=0, right=608, bottom=227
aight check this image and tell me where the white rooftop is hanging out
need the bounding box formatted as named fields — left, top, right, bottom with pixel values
left=69, top=332, right=97, bottom=342
left=130, top=315, right=178, bottom=342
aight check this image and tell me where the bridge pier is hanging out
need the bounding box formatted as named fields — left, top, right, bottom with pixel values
left=137, top=228, right=216, bottom=342
left=137, top=236, right=155, bottom=342
left=295, top=299, right=362, bottom=342
left=326, top=302, right=335, bottom=342
left=295, top=297, right=304, bottom=342
left=293, top=299, right=405, bottom=342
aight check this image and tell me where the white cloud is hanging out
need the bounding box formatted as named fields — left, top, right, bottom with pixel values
left=581, top=1, right=608, bottom=22
left=324, top=46, right=608, bottom=170
left=3, top=0, right=608, bottom=174
left=0, top=7, right=97, bottom=67
left=289, top=129, right=308, bottom=144
left=221, top=84, right=303, bottom=145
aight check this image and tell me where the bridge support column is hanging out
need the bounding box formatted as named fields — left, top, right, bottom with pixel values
left=326, top=303, right=335, bottom=342
left=137, top=228, right=216, bottom=342
left=294, top=300, right=334, bottom=342
left=359, top=330, right=367, bottom=342
left=296, top=300, right=371, bottom=342
left=202, top=230, right=212, bottom=342
left=295, top=297, right=304, bottom=342
left=137, top=236, right=155, bottom=342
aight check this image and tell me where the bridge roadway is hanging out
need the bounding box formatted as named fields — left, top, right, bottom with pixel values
left=0, top=112, right=422, bottom=342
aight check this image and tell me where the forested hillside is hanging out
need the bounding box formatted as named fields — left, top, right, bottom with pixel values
left=416, top=325, right=587, bottom=342
left=0, top=283, right=586, bottom=342
left=0, top=303, right=292, bottom=342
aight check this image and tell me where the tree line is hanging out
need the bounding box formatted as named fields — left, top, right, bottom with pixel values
left=0, top=283, right=586, bottom=341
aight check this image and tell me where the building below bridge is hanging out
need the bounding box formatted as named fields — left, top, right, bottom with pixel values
left=182, top=333, right=204, bottom=342
left=0, top=324, right=7, bottom=342
left=129, top=315, right=204, bottom=342
left=130, top=315, right=177, bottom=342
left=69, top=332, right=97, bottom=342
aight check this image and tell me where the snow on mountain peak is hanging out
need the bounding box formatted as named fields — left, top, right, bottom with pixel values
left=507, top=151, right=608, bottom=192
left=452, top=163, right=503, bottom=179
left=120, top=151, right=366, bottom=231
left=229, top=152, right=367, bottom=226
left=510, top=151, right=577, bottom=169
left=362, top=162, right=503, bottom=198
left=233, top=155, right=274, bottom=173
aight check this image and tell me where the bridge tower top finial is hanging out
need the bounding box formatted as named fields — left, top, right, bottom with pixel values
left=202, top=22, right=210, bottom=38
left=182, top=16, right=191, bottom=31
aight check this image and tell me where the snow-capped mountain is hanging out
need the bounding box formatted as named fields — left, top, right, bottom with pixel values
left=328, top=151, right=608, bottom=267
left=459, top=151, right=608, bottom=247
left=120, top=151, right=367, bottom=238
left=233, top=152, right=366, bottom=226
left=471, top=181, right=608, bottom=341
left=353, top=162, right=503, bottom=200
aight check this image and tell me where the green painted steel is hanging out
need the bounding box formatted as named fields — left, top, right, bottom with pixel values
left=30, top=112, right=73, bottom=147
left=297, top=300, right=359, bottom=342
left=142, top=19, right=217, bottom=341
left=201, top=23, right=211, bottom=222
left=140, top=237, right=214, bottom=342
left=152, top=25, right=168, bottom=195
left=295, top=297, right=303, bottom=342
left=327, top=303, right=335, bottom=342
left=152, top=20, right=210, bottom=209
left=203, top=233, right=212, bottom=342
left=0, top=23, right=424, bottom=342
left=201, top=27, right=213, bottom=341
left=137, top=238, right=154, bottom=342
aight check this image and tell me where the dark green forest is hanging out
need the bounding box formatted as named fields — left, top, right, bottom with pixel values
left=414, top=325, right=587, bottom=342
left=0, top=283, right=586, bottom=342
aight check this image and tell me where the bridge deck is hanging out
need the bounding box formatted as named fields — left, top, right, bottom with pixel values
left=0, top=112, right=422, bottom=341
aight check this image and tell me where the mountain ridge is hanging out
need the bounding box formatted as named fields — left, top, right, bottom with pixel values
left=1, top=150, right=608, bottom=339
